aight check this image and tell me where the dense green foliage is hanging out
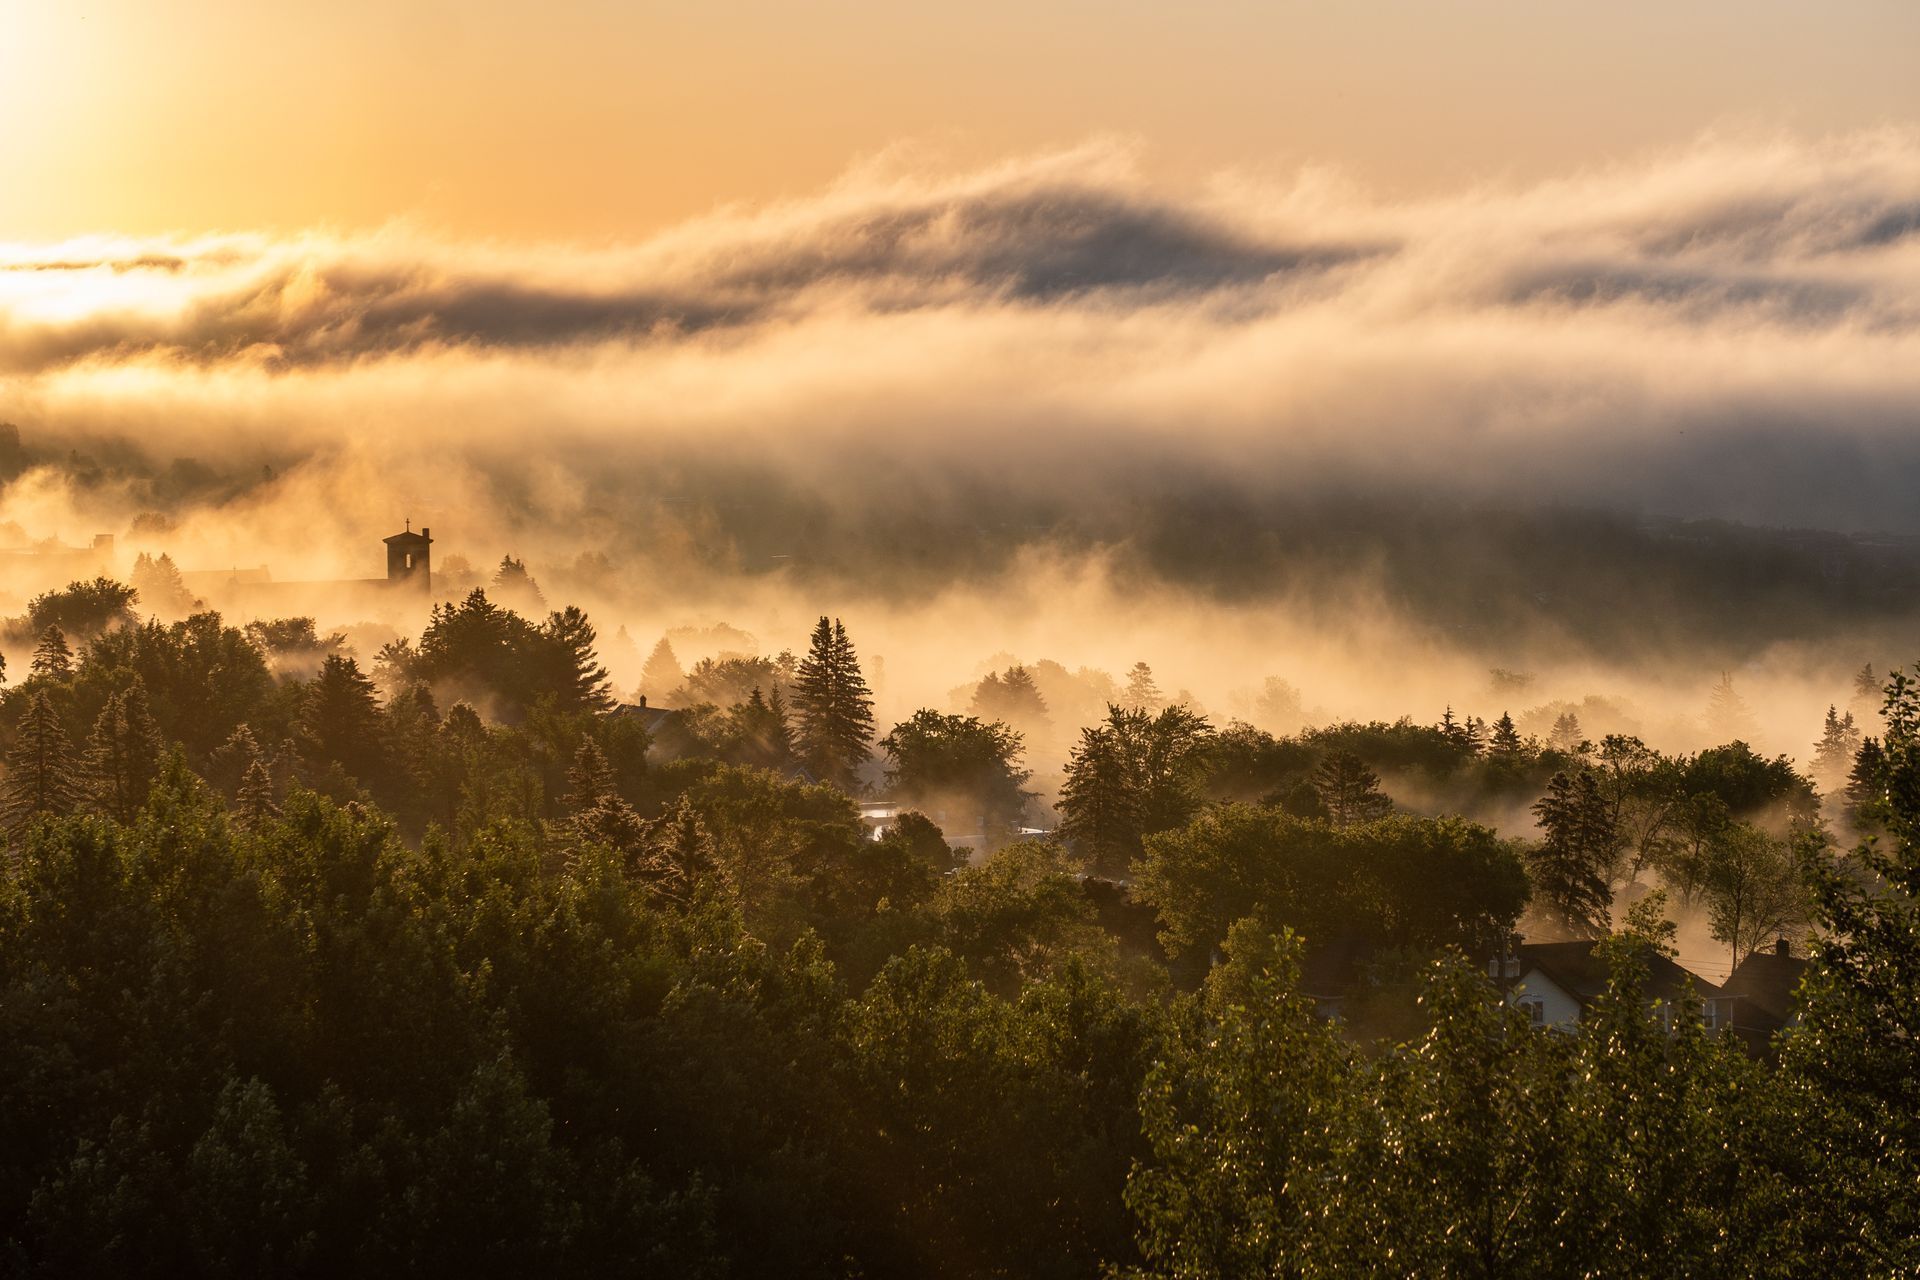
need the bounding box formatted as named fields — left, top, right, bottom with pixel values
left=0, top=582, right=1915, bottom=1276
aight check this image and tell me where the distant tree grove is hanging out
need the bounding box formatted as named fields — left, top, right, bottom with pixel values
left=0, top=576, right=1913, bottom=1276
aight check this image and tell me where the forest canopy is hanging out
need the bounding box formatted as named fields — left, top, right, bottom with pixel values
left=0, top=579, right=1914, bottom=1277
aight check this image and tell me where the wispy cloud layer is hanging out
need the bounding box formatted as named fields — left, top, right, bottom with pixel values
left=5, top=130, right=1920, bottom=542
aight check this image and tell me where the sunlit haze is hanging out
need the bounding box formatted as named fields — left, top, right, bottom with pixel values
left=3, top=6, right=1920, bottom=1271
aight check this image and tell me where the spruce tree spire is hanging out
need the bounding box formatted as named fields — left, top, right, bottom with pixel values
left=3, top=690, right=83, bottom=830
left=85, top=679, right=164, bottom=822
left=30, top=625, right=73, bottom=681
left=792, top=615, right=875, bottom=789
left=639, top=635, right=686, bottom=705
left=235, top=758, right=280, bottom=828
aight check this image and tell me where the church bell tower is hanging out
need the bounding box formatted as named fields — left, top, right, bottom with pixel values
left=383, top=522, right=432, bottom=593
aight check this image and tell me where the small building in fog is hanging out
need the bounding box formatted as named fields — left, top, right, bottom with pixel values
left=1499, top=939, right=1731, bottom=1034
left=1717, top=938, right=1810, bottom=1057
left=182, top=524, right=435, bottom=619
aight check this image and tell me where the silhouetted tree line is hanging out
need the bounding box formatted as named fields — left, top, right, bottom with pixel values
left=0, top=576, right=1915, bottom=1276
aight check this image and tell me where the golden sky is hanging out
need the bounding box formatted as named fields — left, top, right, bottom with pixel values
left=2, top=0, right=1917, bottom=240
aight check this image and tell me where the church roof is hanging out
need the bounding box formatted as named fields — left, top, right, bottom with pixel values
left=384, top=528, right=432, bottom=545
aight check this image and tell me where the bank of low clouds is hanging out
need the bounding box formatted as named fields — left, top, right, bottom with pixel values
left=4, top=131, right=1920, bottom=536
left=1, top=132, right=1919, bottom=752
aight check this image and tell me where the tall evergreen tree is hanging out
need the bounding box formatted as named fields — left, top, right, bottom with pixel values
left=131, top=551, right=197, bottom=617
left=207, top=724, right=265, bottom=796
left=490, top=554, right=546, bottom=613
left=1547, top=711, right=1585, bottom=753
left=1528, top=769, right=1616, bottom=936
left=1123, top=662, right=1163, bottom=713
left=85, top=680, right=164, bottom=823
left=1846, top=736, right=1887, bottom=831
left=29, top=625, right=73, bottom=680
left=1705, top=671, right=1759, bottom=743
left=543, top=605, right=615, bottom=713
left=235, top=758, right=280, bottom=828
left=1812, top=705, right=1864, bottom=795
left=300, top=654, right=386, bottom=782
left=1488, top=711, right=1524, bottom=759
left=566, top=738, right=617, bottom=810
left=638, top=636, right=686, bottom=705
left=1058, top=704, right=1216, bottom=876
left=2, top=689, right=82, bottom=830
left=791, top=616, right=875, bottom=789
left=727, top=687, right=795, bottom=771
left=970, top=665, right=1051, bottom=738
left=1057, top=723, right=1145, bottom=876
left=1850, top=661, right=1883, bottom=725
left=1311, top=750, right=1393, bottom=828
left=1793, top=664, right=1920, bottom=1260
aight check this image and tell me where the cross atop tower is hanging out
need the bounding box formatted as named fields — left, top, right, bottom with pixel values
left=383, top=523, right=433, bottom=593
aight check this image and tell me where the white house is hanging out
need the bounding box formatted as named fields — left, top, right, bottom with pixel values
left=1497, top=940, right=1731, bottom=1033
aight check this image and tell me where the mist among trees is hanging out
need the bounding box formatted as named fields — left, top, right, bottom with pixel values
left=0, top=570, right=1915, bottom=1277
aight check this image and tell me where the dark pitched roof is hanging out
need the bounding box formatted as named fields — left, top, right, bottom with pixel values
left=383, top=529, right=431, bottom=546
left=1719, top=948, right=1810, bottom=1032
left=1517, top=939, right=1723, bottom=1007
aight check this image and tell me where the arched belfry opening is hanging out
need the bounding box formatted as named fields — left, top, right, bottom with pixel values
left=383, top=522, right=433, bottom=593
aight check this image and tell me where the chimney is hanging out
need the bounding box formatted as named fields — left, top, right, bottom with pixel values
left=1774, top=937, right=1790, bottom=958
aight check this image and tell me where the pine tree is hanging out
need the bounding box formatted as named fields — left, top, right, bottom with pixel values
left=85, top=679, right=164, bottom=822
left=30, top=625, right=73, bottom=680
left=1812, top=705, right=1864, bottom=795
left=728, top=687, right=794, bottom=770
left=566, top=738, right=616, bottom=809
left=1547, top=712, right=1585, bottom=753
left=767, top=684, right=795, bottom=754
left=490, top=555, right=546, bottom=612
left=1705, top=671, right=1758, bottom=743
left=268, top=736, right=302, bottom=795
left=131, top=551, right=196, bottom=616
left=301, top=654, right=386, bottom=782
left=791, top=616, right=875, bottom=789
left=635, top=795, right=717, bottom=897
left=571, top=788, right=649, bottom=860
left=1462, top=715, right=1486, bottom=755
left=1487, top=711, right=1521, bottom=757
left=1124, top=662, right=1163, bottom=713
left=2, top=690, right=83, bottom=830
left=543, top=605, right=615, bottom=713
left=1058, top=723, right=1146, bottom=876
left=235, top=758, right=279, bottom=828
left=1793, top=666, right=1920, bottom=1248
left=1311, top=750, right=1394, bottom=828
left=971, top=664, right=1050, bottom=734
left=1846, top=736, right=1887, bottom=831
left=208, top=724, right=264, bottom=796
left=638, top=636, right=685, bottom=705
left=1528, top=770, right=1616, bottom=936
